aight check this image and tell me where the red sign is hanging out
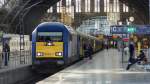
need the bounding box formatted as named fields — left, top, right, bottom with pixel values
left=123, top=38, right=129, bottom=42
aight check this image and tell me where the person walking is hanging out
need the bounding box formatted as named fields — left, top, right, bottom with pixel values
left=126, top=50, right=146, bottom=70
left=129, top=41, right=135, bottom=63
left=104, top=40, right=109, bottom=50
left=87, top=44, right=93, bottom=59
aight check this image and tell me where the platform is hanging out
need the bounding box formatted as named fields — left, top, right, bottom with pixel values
left=37, top=49, right=150, bottom=84
left=0, top=51, right=32, bottom=84
left=0, top=51, right=31, bottom=70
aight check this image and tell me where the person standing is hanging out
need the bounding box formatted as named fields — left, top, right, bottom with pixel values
left=129, top=41, right=135, bottom=63
left=126, top=41, right=135, bottom=70
left=104, top=39, right=109, bottom=50
left=3, top=42, right=10, bottom=66
left=87, top=44, right=93, bottom=59
left=83, top=43, right=93, bottom=59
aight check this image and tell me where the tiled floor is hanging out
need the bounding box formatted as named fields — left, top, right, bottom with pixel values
left=37, top=49, right=150, bottom=84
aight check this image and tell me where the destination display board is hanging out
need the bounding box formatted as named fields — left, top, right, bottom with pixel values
left=110, top=25, right=150, bottom=34
left=38, top=32, right=62, bottom=36
left=136, top=25, right=150, bottom=34
left=110, top=25, right=128, bottom=34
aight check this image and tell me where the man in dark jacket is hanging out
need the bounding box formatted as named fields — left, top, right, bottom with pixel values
left=87, top=44, right=93, bottom=59
left=128, top=41, right=135, bottom=63
left=3, top=43, right=10, bottom=66
left=83, top=43, right=93, bottom=59
left=126, top=50, right=146, bottom=70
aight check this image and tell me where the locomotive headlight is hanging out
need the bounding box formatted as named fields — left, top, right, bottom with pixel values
left=37, top=53, right=41, bottom=56
left=47, top=42, right=54, bottom=46
left=37, top=52, right=44, bottom=56
left=47, top=42, right=52, bottom=46
left=58, top=52, right=62, bottom=56
left=55, top=52, right=63, bottom=56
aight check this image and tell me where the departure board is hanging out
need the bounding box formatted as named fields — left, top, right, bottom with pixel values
left=111, top=25, right=150, bottom=34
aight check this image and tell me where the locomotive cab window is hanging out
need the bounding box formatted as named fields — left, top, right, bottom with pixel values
left=37, top=32, right=63, bottom=42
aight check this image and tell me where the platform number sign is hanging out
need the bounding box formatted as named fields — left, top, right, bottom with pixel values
left=112, top=27, right=117, bottom=32
left=127, top=26, right=136, bottom=33
left=111, top=25, right=150, bottom=34
left=111, top=26, right=126, bottom=34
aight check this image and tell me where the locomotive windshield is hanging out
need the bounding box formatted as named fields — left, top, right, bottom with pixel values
left=37, top=32, right=63, bottom=42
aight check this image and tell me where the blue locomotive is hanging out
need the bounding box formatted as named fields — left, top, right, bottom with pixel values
left=32, top=22, right=103, bottom=71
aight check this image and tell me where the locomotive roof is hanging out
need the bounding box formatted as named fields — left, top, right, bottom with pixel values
left=35, top=22, right=77, bottom=34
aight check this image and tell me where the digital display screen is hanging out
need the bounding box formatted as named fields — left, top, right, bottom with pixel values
left=38, top=32, right=62, bottom=36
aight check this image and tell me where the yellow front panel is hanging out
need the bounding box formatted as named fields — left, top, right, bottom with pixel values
left=36, top=42, right=63, bottom=58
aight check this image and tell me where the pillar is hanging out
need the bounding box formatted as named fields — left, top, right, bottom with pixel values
left=100, top=0, right=104, bottom=13
left=52, top=4, right=57, bottom=21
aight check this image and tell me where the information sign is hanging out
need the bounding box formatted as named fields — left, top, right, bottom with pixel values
left=111, top=25, right=150, bottom=34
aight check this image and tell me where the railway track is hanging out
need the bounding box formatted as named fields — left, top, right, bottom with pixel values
left=22, top=74, right=50, bottom=84
left=16, top=58, right=84, bottom=84
left=15, top=67, right=62, bottom=84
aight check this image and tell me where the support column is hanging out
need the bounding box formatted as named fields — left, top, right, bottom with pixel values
left=90, top=0, right=94, bottom=13
left=100, top=0, right=104, bottom=13
left=119, top=1, right=123, bottom=13
left=52, top=4, right=57, bottom=21
left=81, top=0, right=85, bottom=13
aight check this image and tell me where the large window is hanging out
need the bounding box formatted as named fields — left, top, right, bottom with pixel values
left=107, top=0, right=110, bottom=12
left=85, top=0, right=90, bottom=12
left=113, top=0, right=117, bottom=12
left=116, top=0, right=119, bottom=12
left=104, top=0, right=110, bottom=12
left=66, top=0, right=72, bottom=13
left=104, top=0, right=120, bottom=13
left=57, top=0, right=62, bottom=13
left=94, top=0, right=100, bottom=12
left=111, top=0, right=120, bottom=12
left=47, top=7, right=53, bottom=13
left=0, top=0, right=4, bottom=7
left=123, top=4, right=129, bottom=12
left=37, top=32, right=63, bottom=42
left=75, top=0, right=81, bottom=12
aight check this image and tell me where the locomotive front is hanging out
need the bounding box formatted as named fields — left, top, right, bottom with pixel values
left=32, top=22, right=66, bottom=65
